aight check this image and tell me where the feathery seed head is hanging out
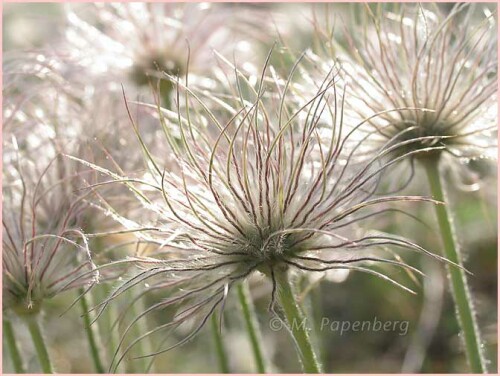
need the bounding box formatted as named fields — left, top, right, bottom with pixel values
left=83, top=51, right=455, bottom=367
left=2, top=136, right=99, bottom=315
left=0, top=61, right=132, bottom=315
left=330, top=3, right=497, bottom=163
left=64, top=3, right=263, bottom=99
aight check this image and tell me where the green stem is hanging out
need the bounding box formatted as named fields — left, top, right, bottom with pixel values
left=93, top=284, right=119, bottom=370
left=237, top=282, right=268, bottom=373
left=211, top=313, right=230, bottom=373
left=3, top=318, right=26, bottom=373
left=79, top=289, right=105, bottom=373
left=309, top=281, right=326, bottom=366
left=125, top=292, right=150, bottom=373
left=423, top=159, right=486, bottom=373
left=161, top=89, right=172, bottom=111
left=25, top=315, right=53, bottom=373
left=275, top=270, right=322, bottom=373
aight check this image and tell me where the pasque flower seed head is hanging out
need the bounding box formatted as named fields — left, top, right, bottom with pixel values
left=73, top=52, right=461, bottom=369
left=332, top=3, right=497, bottom=165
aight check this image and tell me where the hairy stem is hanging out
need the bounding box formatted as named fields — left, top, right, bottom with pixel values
left=25, top=315, right=53, bottom=373
left=3, top=318, right=26, bottom=373
left=422, top=158, right=486, bottom=373
left=237, top=282, right=268, bottom=373
left=211, top=313, right=230, bottom=373
left=275, top=269, right=322, bottom=373
left=78, top=288, right=105, bottom=373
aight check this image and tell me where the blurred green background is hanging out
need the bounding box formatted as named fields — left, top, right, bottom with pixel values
left=2, top=2, right=497, bottom=373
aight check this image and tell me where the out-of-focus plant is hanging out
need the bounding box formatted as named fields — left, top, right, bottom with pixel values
left=63, top=2, right=268, bottom=108
left=2, top=112, right=99, bottom=374
left=2, top=55, right=146, bottom=373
